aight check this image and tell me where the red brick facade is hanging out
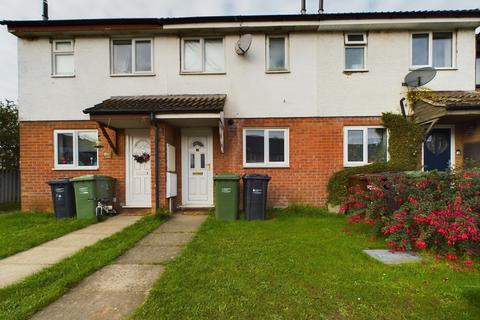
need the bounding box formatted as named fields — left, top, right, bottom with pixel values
left=19, top=121, right=128, bottom=212
left=20, top=117, right=385, bottom=212
left=214, top=117, right=382, bottom=207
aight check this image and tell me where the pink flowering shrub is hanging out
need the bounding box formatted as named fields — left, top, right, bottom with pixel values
left=341, top=169, right=480, bottom=262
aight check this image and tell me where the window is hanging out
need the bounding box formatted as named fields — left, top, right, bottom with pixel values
left=243, top=128, right=289, bottom=167
left=411, top=32, right=454, bottom=68
left=111, top=39, right=153, bottom=75
left=52, top=40, right=74, bottom=76
left=344, top=33, right=367, bottom=71
left=54, top=130, right=98, bottom=169
left=266, top=35, right=289, bottom=72
left=344, top=127, right=388, bottom=166
left=181, top=37, right=225, bottom=73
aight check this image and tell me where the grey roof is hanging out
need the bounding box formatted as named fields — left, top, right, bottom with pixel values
left=419, top=91, right=480, bottom=110
left=84, top=94, right=226, bottom=115
left=2, top=9, right=480, bottom=28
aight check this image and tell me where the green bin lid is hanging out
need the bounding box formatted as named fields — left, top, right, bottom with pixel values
left=70, top=175, right=115, bottom=182
left=214, top=173, right=240, bottom=180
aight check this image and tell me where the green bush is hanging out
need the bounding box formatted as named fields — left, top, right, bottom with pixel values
left=327, top=113, right=424, bottom=205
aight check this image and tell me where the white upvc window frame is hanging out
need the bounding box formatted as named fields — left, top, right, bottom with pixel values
left=243, top=128, right=289, bottom=168
left=410, top=31, right=456, bottom=70
left=265, top=34, right=290, bottom=73
left=53, top=129, right=99, bottom=170
left=51, top=39, right=75, bottom=77
left=344, top=33, right=368, bottom=72
left=343, top=126, right=389, bottom=167
left=180, top=36, right=226, bottom=74
left=110, top=38, right=154, bottom=76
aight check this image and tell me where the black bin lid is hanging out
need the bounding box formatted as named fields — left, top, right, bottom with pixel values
left=243, top=174, right=271, bottom=180
left=47, top=178, right=72, bottom=185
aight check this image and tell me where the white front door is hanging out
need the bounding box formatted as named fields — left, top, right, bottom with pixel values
left=182, top=128, right=213, bottom=207
left=125, top=129, right=151, bottom=207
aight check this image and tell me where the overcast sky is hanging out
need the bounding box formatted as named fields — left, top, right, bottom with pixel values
left=1, top=0, right=479, bottom=101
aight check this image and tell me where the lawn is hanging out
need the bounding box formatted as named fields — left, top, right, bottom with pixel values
left=0, top=215, right=166, bottom=320
left=0, top=212, right=95, bottom=259
left=133, top=207, right=480, bottom=320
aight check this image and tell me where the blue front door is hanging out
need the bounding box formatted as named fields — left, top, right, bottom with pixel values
left=424, top=128, right=451, bottom=171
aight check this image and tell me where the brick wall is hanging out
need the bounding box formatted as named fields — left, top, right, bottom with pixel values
left=212, top=117, right=382, bottom=208
left=20, top=117, right=382, bottom=212
left=20, top=121, right=126, bottom=212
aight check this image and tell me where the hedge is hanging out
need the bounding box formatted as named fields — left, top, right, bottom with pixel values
left=327, top=113, right=424, bottom=205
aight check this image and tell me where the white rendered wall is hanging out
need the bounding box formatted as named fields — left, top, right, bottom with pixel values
left=17, top=29, right=477, bottom=121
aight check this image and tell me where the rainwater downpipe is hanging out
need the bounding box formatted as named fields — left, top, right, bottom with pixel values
left=150, top=112, right=160, bottom=211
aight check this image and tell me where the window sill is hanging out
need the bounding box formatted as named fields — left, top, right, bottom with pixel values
left=110, top=73, right=156, bottom=77
left=343, top=69, right=369, bottom=74
left=52, top=167, right=99, bottom=171
left=265, top=70, right=290, bottom=74
left=344, top=163, right=369, bottom=168
left=243, top=164, right=290, bottom=169
left=409, top=67, right=457, bottom=71
left=179, top=71, right=226, bottom=75
left=51, top=74, right=75, bottom=78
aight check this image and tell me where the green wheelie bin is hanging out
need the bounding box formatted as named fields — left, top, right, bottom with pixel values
left=214, top=173, right=240, bottom=221
left=71, top=175, right=115, bottom=219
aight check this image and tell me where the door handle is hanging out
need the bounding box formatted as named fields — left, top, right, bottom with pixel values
left=207, top=163, right=211, bottom=171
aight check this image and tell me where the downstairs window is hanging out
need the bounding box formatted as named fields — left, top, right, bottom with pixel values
left=344, top=126, right=388, bottom=166
left=243, top=128, right=289, bottom=167
left=54, top=130, right=98, bottom=169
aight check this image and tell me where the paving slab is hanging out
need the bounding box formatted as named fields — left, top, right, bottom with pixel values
left=32, top=213, right=207, bottom=320
left=115, top=244, right=183, bottom=264
left=0, top=263, right=49, bottom=286
left=154, top=215, right=207, bottom=233
left=41, top=233, right=106, bottom=248
left=0, top=214, right=142, bottom=288
left=363, top=249, right=422, bottom=264
left=137, top=231, right=194, bottom=246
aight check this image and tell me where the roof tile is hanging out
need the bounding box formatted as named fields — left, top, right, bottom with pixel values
left=84, top=94, right=226, bottom=114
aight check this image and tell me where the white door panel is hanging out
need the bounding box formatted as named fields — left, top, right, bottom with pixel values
left=182, top=128, right=213, bottom=207
left=126, top=130, right=152, bottom=207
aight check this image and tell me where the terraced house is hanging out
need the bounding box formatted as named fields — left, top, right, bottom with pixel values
left=2, top=9, right=480, bottom=213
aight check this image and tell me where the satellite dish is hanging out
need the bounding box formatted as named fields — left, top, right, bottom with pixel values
left=403, top=67, right=437, bottom=87
left=235, top=34, right=252, bottom=55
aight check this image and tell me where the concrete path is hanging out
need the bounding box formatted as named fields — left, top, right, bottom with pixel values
left=32, top=213, right=207, bottom=320
left=0, top=215, right=142, bottom=288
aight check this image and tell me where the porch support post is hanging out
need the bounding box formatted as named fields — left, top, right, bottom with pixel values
left=151, top=112, right=160, bottom=211
left=97, top=122, right=118, bottom=155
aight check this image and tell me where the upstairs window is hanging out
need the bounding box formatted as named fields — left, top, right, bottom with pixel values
left=111, top=39, right=153, bottom=75
left=181, top=37, right=225, bottom=73
left=344, top=126, right=388, bottom=167
left=411, top=32, right=454, bottom=68
left=54, top=130, right=98, bottom=169
left=243, top=128, right=289, bottom=167
left=52, top=40, right=74, bottom=76
left=266, top=35, right=289, bottom=72
left=344, top=33, right=367, bottom=71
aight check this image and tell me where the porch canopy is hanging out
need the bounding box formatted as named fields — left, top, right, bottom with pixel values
left=412, top=91, right=480, bottom=127
left=84, top=94, right=227, bottom=153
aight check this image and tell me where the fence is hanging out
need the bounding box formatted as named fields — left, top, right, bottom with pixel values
left=0, top=169, right=20, bottom=204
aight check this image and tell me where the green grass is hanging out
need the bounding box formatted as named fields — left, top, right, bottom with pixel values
left=0, top=215, right=166, bottom=320
left=133, top=207, right=480, bottom=320
left=0, top=212, right=95, bottom=259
